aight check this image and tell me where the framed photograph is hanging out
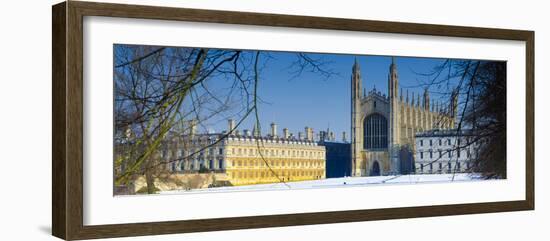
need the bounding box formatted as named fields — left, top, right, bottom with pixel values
left=52, top=1, right=534, bottom=240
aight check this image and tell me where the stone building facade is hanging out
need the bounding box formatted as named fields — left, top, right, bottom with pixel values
left=350, top=58, right=458, bottom=176
left=159, top=120, right=326, bottom=186
left=414, top=129, right=478, bottom=174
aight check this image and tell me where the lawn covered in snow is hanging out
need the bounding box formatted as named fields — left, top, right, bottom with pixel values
left=160, top=173, right=484, bottom=194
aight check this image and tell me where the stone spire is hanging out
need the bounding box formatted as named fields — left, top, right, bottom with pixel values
left=388, top=57, right=398, bottom=100
left=388, top=56, right=400, bottom=174
left=351, top=57, right=363, bottom=176
left=450, top=87, right=459, bottom=118
left=423, top=87, right=430, bottom=110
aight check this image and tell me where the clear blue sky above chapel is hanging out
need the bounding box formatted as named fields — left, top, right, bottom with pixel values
left=223, top=51, right=449, bottom=140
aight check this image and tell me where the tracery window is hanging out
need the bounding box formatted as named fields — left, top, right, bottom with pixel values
left=363, top=113, right=388, bottom=149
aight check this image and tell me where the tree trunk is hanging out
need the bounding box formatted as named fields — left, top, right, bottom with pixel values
left=145, top=164, right=156, bottom=194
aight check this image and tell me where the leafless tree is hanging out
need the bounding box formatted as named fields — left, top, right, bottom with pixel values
left=114, top=45, right=337, bottom=194
left=410, top=59, right=507, bottom=179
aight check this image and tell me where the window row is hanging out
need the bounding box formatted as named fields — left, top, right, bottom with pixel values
left=229, top=159, right=324, bottom=168
left=229, top=147, right=324, bottom=158
left=419, top=138, right=462, bottom=147
left=161, top=148, right=224, bottom=159
left=418, top=148, right=476, bottom=159
left=170, top=159, right=224, bottom=171
left=418, top=161, right=471, bottom=173
left=230, top=170, right=324, bottom=179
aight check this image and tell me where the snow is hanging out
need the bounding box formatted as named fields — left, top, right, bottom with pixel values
left=160, top=173, right=484, bottom=194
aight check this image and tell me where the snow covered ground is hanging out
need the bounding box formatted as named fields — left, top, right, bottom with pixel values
left=160, top=173, right=484, bottom=194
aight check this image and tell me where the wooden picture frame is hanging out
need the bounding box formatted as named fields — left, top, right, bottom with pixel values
left=52, top=1, right=534, bottom=240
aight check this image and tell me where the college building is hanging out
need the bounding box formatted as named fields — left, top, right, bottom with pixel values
left=158, top=120, right=326, bottom=186
left=414, top=129, right=478, bottom=174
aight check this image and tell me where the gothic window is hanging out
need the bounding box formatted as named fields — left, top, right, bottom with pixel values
left=363, top=113, right=388, bottom=149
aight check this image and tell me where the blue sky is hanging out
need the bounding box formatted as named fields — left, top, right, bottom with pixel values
left=114, top=45, right=474, bottom=140
left=204, top=51, right=450, bottom=140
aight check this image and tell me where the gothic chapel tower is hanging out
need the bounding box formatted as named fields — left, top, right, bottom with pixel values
left=351, top=58, right=362, bottom=176
left=388, top=57, right=400, bottom=174
left=349, top=57, right=456, bottom=177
